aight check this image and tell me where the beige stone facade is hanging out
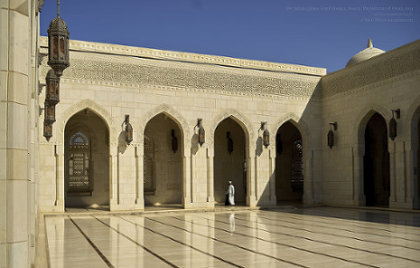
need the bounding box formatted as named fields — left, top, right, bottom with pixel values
left=37, top=37, right=325, bottom=212
left=321, top=41, right=420, bottom=209
left=1, top=1, right=420, bottom=267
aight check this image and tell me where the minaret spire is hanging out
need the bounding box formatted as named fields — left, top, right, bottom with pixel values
left=57, top=0, right=60, bottom=17
left=367, top=38, right=373, bottom=48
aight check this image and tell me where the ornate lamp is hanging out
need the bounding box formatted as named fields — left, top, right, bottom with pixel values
left=260, top=122, right=270, bottom=148
left=45, top=69, right=60, bottom=104
left=43, top=101, right=55, bottom=141
left=327, top=122, right=337, bottom=148
left=389, top=109, right=400, bottom=141
left=327, top=130, right=334, bottom=148
left=43, top=0, right=69, bottom=141
left=47, top=0, right=70, bottom=77
left=43, top=102, right=55, bottom=141
left=44, top=102, right=56, bottom=124
left=44, top=122, right=53, bottom=141
left=124, top=115, right=133, bottom=145
left=196, top=119, right=205, bottom=146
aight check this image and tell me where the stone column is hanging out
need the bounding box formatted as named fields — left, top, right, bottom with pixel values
left=390, top=140, right=411, bottom=208
left=109, top=146, right=118, bottom=210
left=353, top=144, right=365, bottom=206
left=408, top=142, right=418, bottom=209
left=269, top=148, right=277, bottom=203
left=254, top=152, right=259, bottom=202
left=247, top=149, right=257, bottom=207
left=406, top=138, right=417, bottom=208
left=191, top=148, right=196, bottom=203
left=55, top=144, right=64, bottom=211
left=303, top=149, right=314, bottom=204
left=389, top=141, right=397, bottom=204
left=183, top=152, right=191, bottom=207
left=207, top=147, right=214, bottom=203
left=135, top=145, right=144, bottom=208
left=1, top=1, right=32, bottom=266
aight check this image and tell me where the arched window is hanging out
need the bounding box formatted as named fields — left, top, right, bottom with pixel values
left=70, top=132, right=89, bottom=147
left=67, top=132, right=92, bottom=194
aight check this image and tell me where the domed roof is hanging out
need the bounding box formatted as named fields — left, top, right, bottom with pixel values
left=346, top=39, right=385, bottom=67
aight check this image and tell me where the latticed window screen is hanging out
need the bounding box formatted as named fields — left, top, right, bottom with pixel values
left=291, top=139, right=303, bottom=192
left=144, top=136, right=155, bottom=194
left=67, top=132, right=92, bottom=193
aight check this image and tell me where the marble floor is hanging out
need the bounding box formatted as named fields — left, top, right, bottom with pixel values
left=45, top=207, right=420, bottom=267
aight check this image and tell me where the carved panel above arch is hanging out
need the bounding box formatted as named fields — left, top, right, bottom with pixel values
left=40, top=54, right=321, bottom=99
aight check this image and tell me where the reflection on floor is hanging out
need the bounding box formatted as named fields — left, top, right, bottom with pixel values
left=46, top=207, right=420, bottom=267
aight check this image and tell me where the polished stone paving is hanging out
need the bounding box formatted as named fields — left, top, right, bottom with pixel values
left=45, top=207, right=420, bottom=267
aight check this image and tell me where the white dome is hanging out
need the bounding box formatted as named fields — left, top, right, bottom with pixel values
left=346, top=39, right=385, bottom=67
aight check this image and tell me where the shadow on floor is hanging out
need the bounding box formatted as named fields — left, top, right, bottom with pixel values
left=263, top=206, right=420, bottom=227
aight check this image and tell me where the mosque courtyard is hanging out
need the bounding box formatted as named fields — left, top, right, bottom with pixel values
left=44, top=207, right=420, bottom=267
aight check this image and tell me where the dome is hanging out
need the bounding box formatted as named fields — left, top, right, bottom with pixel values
left=346, top=39, right=385, bottom=67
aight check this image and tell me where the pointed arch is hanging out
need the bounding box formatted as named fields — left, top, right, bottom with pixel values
left=354, top=105, right=391, bottom=145
left=142, top=106, right=185, bottom=206
left=407, top=95, right=420, bottom=142
left=57, top=99, right=113, bottom=145
left=139, top=104, right=190, bottom=151
left=63, top=107, right=111, bottom=208
left=209, top=109, right=254, bottom=146
left=271, top=113, right=310, bottom=148
left=407, top=97, right=420, bottom=209
left=361, top=112, right=390, bottom=207
left=213, top=114, right=249, bottom=205
left=275, top=120, right=304, bottom=203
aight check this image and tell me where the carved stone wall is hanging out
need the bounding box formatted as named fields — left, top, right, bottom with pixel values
left=321, top=40, right=420, bottom=98
left=39, top=37, right=324, bottom=99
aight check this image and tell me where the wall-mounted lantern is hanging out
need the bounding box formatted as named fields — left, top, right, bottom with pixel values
left=43, top=0, right=69, bottom=142
left=123, top=115, right=133, bottom=145
left=260, top=122, right=270, bottom=148
left=45, top=69, right=60, bottom=104
left=44, top=122, right=53, bottom=141
left=195, top=118, right=205, bottom=146
left=47, top=0, right=70, bottom=77
left=171, top=129, right=178, bottom=153
left=389, top=109, right=400, bottom=141
left=44, top=102, right=56, bottom=124
left=227, top=131, right=233, bottom=154
left=327, top=122, right=338, bottom=149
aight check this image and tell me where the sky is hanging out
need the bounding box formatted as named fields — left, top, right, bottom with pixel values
left=40, top=0, right=420, bottom=73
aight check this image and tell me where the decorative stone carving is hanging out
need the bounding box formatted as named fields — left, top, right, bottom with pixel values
left=322, top=46, right=420, bottom=98
left=39, top=37, right=322, bottom=99
left=40, top=57, right=320, bottom=98
left=39, top=37, right=326, bottom=76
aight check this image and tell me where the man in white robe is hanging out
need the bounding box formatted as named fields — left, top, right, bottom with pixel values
left=225, top=180, right=235, bottom=206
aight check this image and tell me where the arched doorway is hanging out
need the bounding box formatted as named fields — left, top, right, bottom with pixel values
left=64, top=109, right=109, bottom=208
left=143, top=113, right=183, bottom=206
left=275, top=121, right=303, bottom=203
left=214, top=117, right=247, bottom=205
left=363, top=113, right=390, bottom=207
